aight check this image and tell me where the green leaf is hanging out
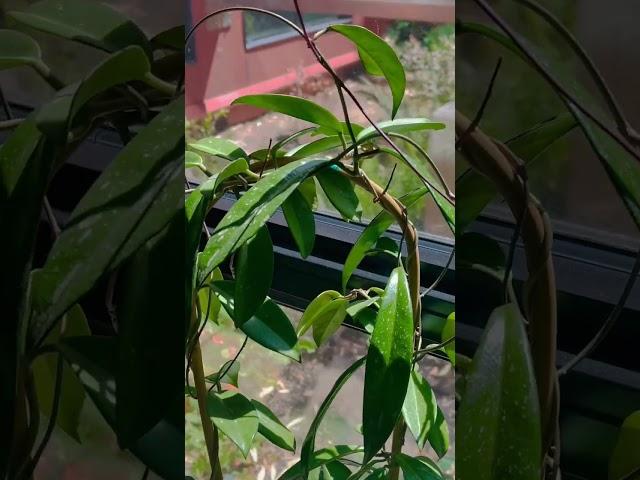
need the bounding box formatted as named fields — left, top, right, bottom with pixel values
left=286, top=136, right=345, bottom=158
left=282, top=188, right=316, bottom=258
left=251, top=399, right=296, bottom=452
left=356, top=118, right=445, bottom=143
left=456, top=113, right=576, bottom=233
left=233, top=94, right=342, bottom=133
left=59, top=336, right=183, bottom=479
left=206, top=359, right=240, bottom=388
left=457, top=303, right=541, bottom=480
left=300, top=358, right=367, bottom=478
left=442, top=312, right=455, bottom=366
left=30, top=98, right=184, bottom=343
left=32, top=305, right=89, bottom=440
left=279, top=445, right=363, bottom=480
left=394, top=453, right=444, bottom=480
left=8, top=0, right=150, bottom=56
left=402, top=370, right=437, bottom=450
left=0, top=29, right=42, bottom=70
left=342, top=187, right=427, bottom=291
left=362, top=469, right=387, bottom=479
left=312, top=298, right=349, bottom=347
left=208, top=391, right=258, bottom=458
left=36, top=46, right=151, bottom=137
left=185, top=151, right=205, bottom=171
left=188, top=137, right=247, bottom=161
left=116, top=217, right=183, bottom=448
left=427, top=406, right=449, bottom=459
left=363, top=266, right=413, bottom=461
left=197, top=158, right=331, bottom=285
left=309, top=462, right=351, bottom=480
left=609, top=411, right=640, bottom=480
left=212, top=281, right=300, bottom=361
left=313, top=122, right=365, bottom=138
left=234, top=226, right=274, bottom=325
left=151, top=25, right=184, bottom=51
left=297, top=290, right=342, bottom=336
left=198, top=158, right=249, bottom=196
left=316, top=166, right=362, bottom=221
left=457, top=232, right=506, bottom=274
left=328, top=24, right=406, bottom=118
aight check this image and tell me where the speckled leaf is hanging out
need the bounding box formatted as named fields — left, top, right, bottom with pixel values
left=188, top=137, right=247, bottom=161
left=234, top=226, right=273, bottom=325
left=402, top=370, right=437, bottom=450
left=208, top=391, right=258, bottom=458
left=328, top=24, right=405, bottom=118
left=0, top=29, right=42, bottom=70
left=363, top=266, right=413, bottom=461
left=457, top=303, right=541, bottom=480
left=8, top=0, right=150, bottom=56
left=197, top=159, right=330, bottom=285
left=251, top=399, right=296, bottom=452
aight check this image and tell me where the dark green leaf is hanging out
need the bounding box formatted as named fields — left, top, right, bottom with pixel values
left=427, top=406, right=449, bottom=459
left=394, top=453, right=444, bottom=480
left=197, top=158, right=331, bottom=285
left=328, top=24, right=406, bottom=118
left=233, top=94, right=342, bottom=133
left=357, top=118, right=445, bottom=143
left=234, top=226, right=274, bottom=325
left=198, top=158, right=249, bottom=196
left=297, top=290, right=342, bottom=336
left=609, top=411, right=640, bottom=480
left=316, top=166, right=361, bottom=221
left=30, top=98, right=184, bottom=343
left=151, top=25, right=184, bottom=51
left=363, top=266, right=413, bottom=461
left=342, top=187, right=427, bottom=291
left=8, top=0, right=150, bottom=56
left=286, top=136, right=344, bottom=158
left=300, top=358, right=366, bottom=478
left=282, top=188, right=316, bottom=258
left=206, top=359, right=240, bottom=388
left=309, top=462, right=351, bottom=480
left=208, top=391, right=258, bottom=458
left=188, top=137, right=247, bottom=161
left=442, top=312, right=455, bottom=366
left=0, top=29, right=42, bottom=70
left=457, top=303, right=541, bottom=480
left=457, top=232, right=505, bottom=274
left=251, top=399, right=296, bottom=452
left=36, top=46, right=151, bottom=137
left=312, top=298, right=349, bottom=347
left=362, top=469, right=387, bottom=479
left=116, top=217, right=183, bottom=448
left=279, top=445, right=363, bottom=480
left=212, top=281, right=300, bottom=361
left=402, top=370, right=437, bottom=450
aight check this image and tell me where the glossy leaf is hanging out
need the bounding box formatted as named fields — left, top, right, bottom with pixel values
left=197, top=158, right=331, bottom=285
left=188, top=137, right=247, bottom=161
left=279, top=445, right=363, bottom=480
left=312, top=298, right=349, bottom=347
left=234, top=226, right=274, bottom=325
left=342, top=187, right=427, bottom=291
left=457, top=232, right=506, bottom=274
left=328, top=24, right=406, bottom=118
left=32, top=305, right=89, bottom=440
left=8, top=0, right=150, bottom=56
left=251, top=399, right=296, bottom=452
left=208, top=391, right=258, bottom=458
left=316, top=166, right=362, bottom=221
left=199, top=158, right=249, bottom=196
left=300, top=358, right=367, bottom=478
left=37, top=46, right=151, bottom=137
left=428, top=406, right=449, bottom=459
left=442, top=312, right=455, bottom=366
left=30, top=98, right=184, bottom=343
left=402, top=370, right=437, bottom=450
left=457, top=303, right=541, bottom=480
left=313, top=122, right=365, bottom=138
left=297, top=290, right=342, bottom=336
left=609, top=411, right=640, bottom=480
left=357, top=118, right=445, bottom=143
left=8, top=0, right=151, bottom=56
left=363, top=267, right=413, bottom=461
left=394, top=453, right=444, bottom=480
left=286, top=136, right=344, bottom=158
left=233, top=94, right=342, bottom=133
left=185, top=151, right=205, bottom=171
left=212, top=281, right=300, bottom=361
left=282, top=188, right=316, bottom=258
left=0, top=29, right=42, bottom=70
left=309, top=462, right=351, bottom=480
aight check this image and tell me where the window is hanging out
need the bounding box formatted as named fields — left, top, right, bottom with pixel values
left=243, top=10, right=351, bottom=49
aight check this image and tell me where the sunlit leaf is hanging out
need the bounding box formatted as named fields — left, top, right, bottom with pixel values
left=279, top=445, right=363, bottom=480
left=363, top=267, right=413, bottom=461
left=185, top=151, right=205, bottom=171
left=286, top=136, right=344, bottom=158
left=188, top=137, right=247, bottom=161
left=402, top=370, right=437, bottom=450
left=311, top=298, right=349, bottom=347
left=394, top=453, right=444, bottom=480
left=357, top=118, right=445, bottom=143
left=442, top=312, right=455, bottom=366
left=316, top=166, right=362, bottom=221
left=297, top=290, right=342, bottom=336
left=428, top=406, right=449, bottom=459
left=208, top=391, right=258, bottom=458
left=251, top=399, right=296, bottom=452
left=609, top=411, right=640, bottom=480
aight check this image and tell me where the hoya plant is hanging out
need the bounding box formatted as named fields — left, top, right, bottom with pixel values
left=1, top=1, right=183, bottom=478
left=185, top=3, right=455, bottom=480
left=456, top=1, right=640, bottom=479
